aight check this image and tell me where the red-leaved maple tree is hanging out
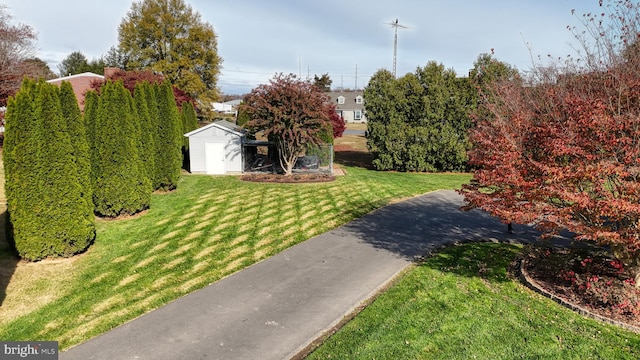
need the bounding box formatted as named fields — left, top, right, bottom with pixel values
left=242, top=73, right=332, bottom=176
left=90, top=68, right=194, bottom=109
left=461, top=0, right=640, bottom=285
left=328, top=103, right=346, bottom=138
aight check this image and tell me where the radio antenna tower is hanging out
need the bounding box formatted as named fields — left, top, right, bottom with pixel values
left=386, top=18, right=407, bottom=78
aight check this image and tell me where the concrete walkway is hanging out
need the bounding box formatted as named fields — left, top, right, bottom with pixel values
left=61, top=190, right=541, bottom=360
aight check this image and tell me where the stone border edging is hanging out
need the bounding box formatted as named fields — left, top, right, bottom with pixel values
left=519, top=258, right=640, bottom=334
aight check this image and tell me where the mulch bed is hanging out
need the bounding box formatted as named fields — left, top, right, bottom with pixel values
left=240, top=173, right=336, bottom=183
left=520, top=244, right=640, bottom=331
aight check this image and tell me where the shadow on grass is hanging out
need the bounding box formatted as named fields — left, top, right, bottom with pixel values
left=336, top=190, right=548, bottom=279
left=421, top=242, right=523, bottom=282
left=334, top=150, right=373, bottom=170
left=0, top=209, right=19, bottom=307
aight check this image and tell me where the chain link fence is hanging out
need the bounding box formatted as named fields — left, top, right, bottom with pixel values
left=244, top=142, right=333, bottom=175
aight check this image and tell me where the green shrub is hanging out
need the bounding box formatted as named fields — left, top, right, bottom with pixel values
left=365, top=64, right=472, bottom=172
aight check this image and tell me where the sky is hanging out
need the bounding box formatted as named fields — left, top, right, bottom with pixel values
left=3, top=0, right=606, bottom=95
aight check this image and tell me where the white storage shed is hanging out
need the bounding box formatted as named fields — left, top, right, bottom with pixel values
left=184, top=120, right=247, bottom=174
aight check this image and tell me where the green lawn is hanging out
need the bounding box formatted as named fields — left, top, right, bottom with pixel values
left=0, top=167, right=470, bottom=350
left=307, top=242, right=640, bottom=359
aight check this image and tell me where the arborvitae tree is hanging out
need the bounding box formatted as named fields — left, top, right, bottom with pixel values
left=154, top=80, right=182, bottom=190
left=59, top=81, right=93, bottom=210
left=92, top=80, right=150, bottom=217
left=5, top=80, right=94, bottom=260
left=180, top=100, right=198, bottom=171
left=34, top=81, right=94, bottom=258
left=181, top=100, right=198, bottom=149
left=83, top=90, right=99, bottom=184
left=133, top=82, right=156, bottom=184
left=142, top=82, right=160, bottom=190
left=3, top=78, right=38, bottom=253
left=127, top=86, right=154, bottom=202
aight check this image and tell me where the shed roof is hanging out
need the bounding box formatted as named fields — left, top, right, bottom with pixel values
left=184, top=120, right=247, bottom=138
left=46, top=72, right=104, bottom=83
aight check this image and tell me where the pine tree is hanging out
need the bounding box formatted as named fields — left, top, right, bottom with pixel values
left=154, top=80, right=182, bottom=190
left=92, top=80, right=150, bottom=217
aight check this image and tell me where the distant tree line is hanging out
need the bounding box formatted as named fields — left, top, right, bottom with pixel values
left=3, top=77, right=195, bottom=261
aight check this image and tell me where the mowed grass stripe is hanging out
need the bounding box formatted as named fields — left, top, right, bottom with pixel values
left=0, top=169, right=471, bottom=349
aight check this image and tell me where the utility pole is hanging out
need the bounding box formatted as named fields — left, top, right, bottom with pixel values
left=355, top=64, right=358, bottom=90
left=386, top=18, right=407, bottom=78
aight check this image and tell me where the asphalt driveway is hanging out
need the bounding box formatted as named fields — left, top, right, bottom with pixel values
left=61, top=190, right=540, bottom=360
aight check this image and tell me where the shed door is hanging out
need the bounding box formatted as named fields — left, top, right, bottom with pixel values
left=205, top=142, right=225, bottom=174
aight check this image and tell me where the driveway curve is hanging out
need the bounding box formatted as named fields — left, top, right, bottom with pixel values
left=61, top=190, right=540, bottom=360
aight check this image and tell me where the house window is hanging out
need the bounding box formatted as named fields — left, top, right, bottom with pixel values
left=354, top=110, right=362, bottom=120
left=355, top=96, right=363, bottom=104
left=337, top=96, right=345, bottom=104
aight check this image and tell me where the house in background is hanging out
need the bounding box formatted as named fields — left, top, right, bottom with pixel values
left=184, top=120, right=247, bottom=174
left=211, top=99, right=242, bottom=115
left=46, top=72, right=105, bottom=110
left=327, top=90, right=366, bottom=123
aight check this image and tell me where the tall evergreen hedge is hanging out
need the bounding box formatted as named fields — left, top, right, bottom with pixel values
left=134, top=82, right=156, bottom=185
left=92, top=80, right=151, bottom=217
left=181, top=101, right=198, bottom=149
left=83, top=90, right=99, bottom=186
left=180, top=101, right=198, bottom=171
left=154, top=80, right=182, bottom=190
left=60, top=82, right=93, bottom=210
left=144, top=83, right=162, bottom=189
left=4, top=79, right=39, bottom=256
left=4, top=80, right=95, bottom=260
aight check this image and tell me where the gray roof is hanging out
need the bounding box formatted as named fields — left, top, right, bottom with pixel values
left=214, top=119, right=246, bottom=134
left=184, top=120, right=247, bottom=137
left=327, top=90, right=365, bottom=111
left=224, top=99, right=242, bottom=106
